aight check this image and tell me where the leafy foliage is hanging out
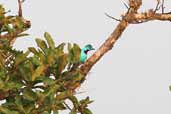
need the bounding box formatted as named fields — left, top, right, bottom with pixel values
left=0, top=5, right=92, bottom=114
left=0, top=4, right=29, bottom=38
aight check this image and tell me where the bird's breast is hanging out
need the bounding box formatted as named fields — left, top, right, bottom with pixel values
left=80, top=51, right=87, bottom=63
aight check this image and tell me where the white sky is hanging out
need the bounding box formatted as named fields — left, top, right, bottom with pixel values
left=1, top=0, right=171, bottom=114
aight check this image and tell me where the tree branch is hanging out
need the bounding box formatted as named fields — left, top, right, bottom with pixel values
left=80, top=0, right=141, bottom=76
left=80, top=20, right=128, bottom=76
left=79, top=0, right=171, bottom=82
left=161, top=0, right=165, bottom=13
left=105, top=13, right=121, bottom=22
left=18, top=0, right=23, bottom=17
left=154, top=0, right=160, bottom=13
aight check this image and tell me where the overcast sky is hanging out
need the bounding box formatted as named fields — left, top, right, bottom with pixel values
left=1, top=0, right=171, bottom=114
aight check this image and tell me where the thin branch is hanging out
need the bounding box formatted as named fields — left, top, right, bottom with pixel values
left=123, top=2, right=129, bottom=9
left=63, top=101, right=72, bottom=111
left=105, top=13, right=121, bottom=22
left=18, top=0, right=23, bottom=17
left=18, top=0, right=26, bottom=17
left=154, top=0, right=160, bottom=13
left=161, top=0, right=165, bottom=13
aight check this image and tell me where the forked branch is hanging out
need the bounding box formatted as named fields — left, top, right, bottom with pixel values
left=80, top=0, right=170, bottom=82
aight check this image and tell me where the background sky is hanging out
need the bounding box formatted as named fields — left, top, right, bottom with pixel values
left=1, top=0, right=171, bottom=114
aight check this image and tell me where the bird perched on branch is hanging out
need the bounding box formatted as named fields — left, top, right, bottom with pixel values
left=69, top=44, right=94, bottom=72
left=80, top=44, right=95, bottom=63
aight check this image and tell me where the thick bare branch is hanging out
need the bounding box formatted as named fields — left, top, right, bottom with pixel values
left=80, top=0, right=142, bottom=76
left=79, top=0, right=171, bottom=80
left=133, top=12, right=171, bottom=22
left=128, top=0, right=142, bottom=12
left=80, top=20, right=128, bottom=75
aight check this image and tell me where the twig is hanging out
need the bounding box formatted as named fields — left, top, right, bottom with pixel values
left=161, top=0, right=165, bottom=13
left=154, top=0, right=160, bottom=13
left=123, top=2, right=129, bottom=9
left=18, top=0, right=25, bottom=17
left=63, top=101, right=72, bottom=111
left=3, top=10, right=11, bottom=14
left=105, top=13, right=121, bottom=22
left=74, top=91, right=87, bottom=95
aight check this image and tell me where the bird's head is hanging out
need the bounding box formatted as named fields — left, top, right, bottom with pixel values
left=82, top=44, right=95, bottom=54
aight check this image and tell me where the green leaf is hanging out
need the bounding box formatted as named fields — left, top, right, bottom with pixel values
left=16, top=33, right=29, bottom=38
left=53, top=110, right=59, bottom=114
left=15, top=96, right=25, bottom=113
left=24, top=104, right=35, bottom=114
left=55, top=102, right=66, bottom=110
left=169, top=85, right=171, bottom=91
left=4, top=24, right=13, bottom=33
left=4, top=81, right=23, bottom=91
left=23, top=88, right=37, bottom=101
left=14, top=51, right=29, bottom=66
left=69, top=96, right=79, bottom=109
left=46, top=49, right=55, bottom=64
left=80, top=97, right=93, bottom=105
left=0, top=79, right=4, bottom=89
left=35, top=77, right=56, bottom=86
left=32, top=65, right=46, bottom=81
left=72, top=43, right=81, bottom=62
left=38, top=50, right=46, bottom=63
left=68, top=43, right=81, bottom=63
left=0, top=106, right=19, bottom=114
left=67, top=43, right=72, bottom=51
left=84, top=108, right=93, bottom=114
left=0, top=70, right=6, bottom=78
left=35, top=38, right=48, bottom=52
left=56, top=43, right=65, bottom=51
left=30, top=56, right=41, bottom=66
left=15, top=16, right=24, bottom=29
left=55, top=54, right=68, bottom=75
left=42, top=111, right=50, bottom=114
left=69, top=111, right=77, bottom=114
left=56, top=91, right=73, bottom=100
left=28, top=47, right=39, bottom=55
left=43, top=84, right=60, bottom=97
left=44, top=32, right=55, bottom=49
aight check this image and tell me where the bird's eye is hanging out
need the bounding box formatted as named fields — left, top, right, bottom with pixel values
left=84, top=50, right=89, bottom=54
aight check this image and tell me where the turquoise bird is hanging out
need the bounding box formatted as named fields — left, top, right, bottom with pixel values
left=69, top=44, right=95, bottom=71
left=80, top=44, right=95, bottom=63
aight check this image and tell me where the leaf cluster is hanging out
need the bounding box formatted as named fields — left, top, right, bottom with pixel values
left=0, top=5, right=92, bottom=114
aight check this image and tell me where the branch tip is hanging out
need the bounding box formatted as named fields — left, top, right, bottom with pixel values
left=18, top=0, right=25, bottom=17
left=123, top=2, right=129, bottom=9
left=105, top=13, right=121, bottom=22
left=161, top=0, right=165, bottom=14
